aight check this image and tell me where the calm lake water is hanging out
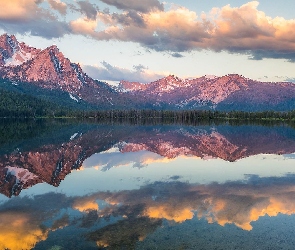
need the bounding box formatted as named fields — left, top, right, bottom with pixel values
left=0, top=120, right=295, bottom=249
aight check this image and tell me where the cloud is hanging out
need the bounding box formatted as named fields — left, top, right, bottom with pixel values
left=51, top=214, right=69, bottom=231
left=286, top=78, right=295, bottom=83
left=47, top=0, right=67, bottom=15
left=249, top=50, right=295, bottom=62
left=70, top=17, right=97, bottom=35
left=82, top=7, right=206, bottom=52
left=1, top=173, right=295, bottom=250
left=82, top=149, right=170, bottom=171
left=100, top=0, right=164, bottom=13
left=3, top=1, right=295, bottom=61
left=82, top=61, right=168, bottom=83
left=0, top=0, right=45, bottom=21
left=73, top=197, right=99, bottom=212
left=0, top=212, right=48, bottom=250
left=145, top=206, right=194, bottom=223
left=111, top=10, right=146, bottom=28
left=70, top=1, right=295, bottom=61
left=71, top=1, right=99, bottom=20
left=79, top=174, right=295, bottom=231
left=0, top=0, right=70, bottom=38
left=171, top=52, right=184, bottom=58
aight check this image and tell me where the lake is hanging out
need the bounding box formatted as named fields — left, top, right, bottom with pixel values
left=0, top=119, right=295, bottom=249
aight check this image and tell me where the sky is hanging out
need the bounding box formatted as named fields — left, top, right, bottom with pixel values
left=0, top=0, right=295, bottom=83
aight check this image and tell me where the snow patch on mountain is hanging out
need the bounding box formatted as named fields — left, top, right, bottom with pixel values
left=105, top=80, right=120, bottom=87
left=5, top=50, right=33, bottom=66
left=69, top=93, right=79, bottom=102
left=70, top=133, right=79, bottom=140
left=115, top=80, right=147, bottom=92
left=71, top=63, right=86, bottom=85
left=0, top=34, right=35, bottom=66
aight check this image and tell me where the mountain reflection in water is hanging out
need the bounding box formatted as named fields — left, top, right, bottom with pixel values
left=0, top=120, right=295, bottom=249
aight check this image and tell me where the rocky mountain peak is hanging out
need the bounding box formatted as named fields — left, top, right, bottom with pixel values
left=165, top=74, right=180, bottom=80
left=157, top=75, right=182, bottom=83
left=0, top=35, right=92, bottom=94
left=204, top=75, right=217, bottom=80
left=0, top=33, right=40, bottom=66
left=149, top=74, right=187, bottom=92
left=48, top=44, right=59, bottom=51
left=30, top=48, right=90, bottom=92
left=0, top=34, right=19, bottom=48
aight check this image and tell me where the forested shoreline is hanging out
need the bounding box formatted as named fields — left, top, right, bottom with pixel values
left=1, top=107, right=295, bottom=123
left=0, top=86, right=295, bottom=123
left=82, top=109, right=295, bottom=121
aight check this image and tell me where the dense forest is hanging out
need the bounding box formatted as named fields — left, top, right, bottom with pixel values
left=0, top=88, right=76, bottom=117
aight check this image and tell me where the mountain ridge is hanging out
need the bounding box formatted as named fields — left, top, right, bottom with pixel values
left=115, top=74, right=295, bottom=110
left=0, top=33, right=295, bottom=111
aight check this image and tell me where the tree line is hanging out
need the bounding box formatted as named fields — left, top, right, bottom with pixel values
left=0, top=87, right=295, bottom=125
left=78, top=109, right=295, bottom=122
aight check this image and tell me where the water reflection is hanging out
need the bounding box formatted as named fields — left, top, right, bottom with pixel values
left=1, top=175, right=295, bottom=249
left=0, top=121, right=294, bottom=249
left=0, top=123, right=295, bottom=197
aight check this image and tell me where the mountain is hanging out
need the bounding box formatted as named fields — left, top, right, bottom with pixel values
left=117, top=74, right=295, bottom=111
left=0, top=34, right=88, bottom=92
left=0, top=34, right=124, bottom=110
left=0, top=33, right=295, bottom=111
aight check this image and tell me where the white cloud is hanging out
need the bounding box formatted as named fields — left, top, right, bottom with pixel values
left=82, top=61, right=168, bottom=83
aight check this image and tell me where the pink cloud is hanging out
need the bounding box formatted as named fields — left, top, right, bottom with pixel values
left=0, top=0, right=70, bottom=38
left=47, top=0, right=67, bottom=15
left=1, top=1, right=295, bottom=61
left=69, top=1, right=295, bottom=61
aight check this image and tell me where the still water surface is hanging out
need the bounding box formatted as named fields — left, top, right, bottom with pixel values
left=0, top=120, right=295, bottom=249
